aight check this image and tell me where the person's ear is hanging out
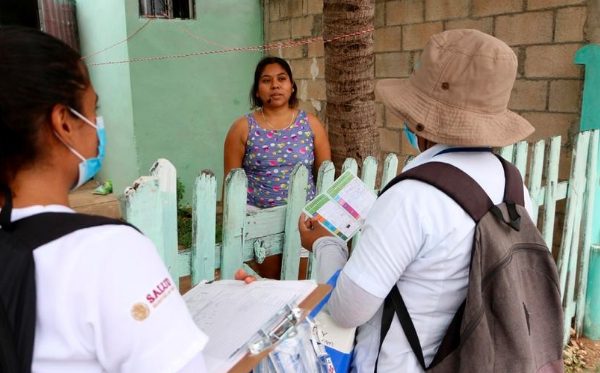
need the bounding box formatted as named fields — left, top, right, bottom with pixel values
left=417, top=136, right=436, bottom=151
left=50, top=104, right=77, bottom=143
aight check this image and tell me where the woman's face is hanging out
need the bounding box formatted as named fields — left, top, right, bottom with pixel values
left=256, top=63, right=294, bottom=108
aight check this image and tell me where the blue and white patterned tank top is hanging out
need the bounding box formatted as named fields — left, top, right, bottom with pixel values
left=243, top=110, right=316, bottom=208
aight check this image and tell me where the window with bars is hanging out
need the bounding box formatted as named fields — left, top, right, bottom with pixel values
left=139, top=0, right=194, bottom=19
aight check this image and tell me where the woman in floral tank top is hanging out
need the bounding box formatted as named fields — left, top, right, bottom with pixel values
left=224, top=56, right=331, bottom=278
left=243, top=110, right=317, bottom=207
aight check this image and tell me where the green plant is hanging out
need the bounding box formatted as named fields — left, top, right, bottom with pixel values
left=176, top=178, right=192, bottom=249
left=176, top=177, right=223, bottom=249
left=176, top=177, right=185, bottom=210
left=177, top=206, right=193, bottom=249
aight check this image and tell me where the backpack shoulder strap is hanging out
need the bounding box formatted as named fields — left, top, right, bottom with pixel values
left=380, top=161, right=494, bottom=222
left=497, top=155, right=525, bottom=206
left=8, top=212, right=137, bottom=249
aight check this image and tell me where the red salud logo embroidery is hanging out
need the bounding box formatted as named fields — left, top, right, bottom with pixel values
left=146, top=278, right=173, bottom=307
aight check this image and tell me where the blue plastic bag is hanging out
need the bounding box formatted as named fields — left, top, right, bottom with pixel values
left=309, top=271, right=355, bottom=373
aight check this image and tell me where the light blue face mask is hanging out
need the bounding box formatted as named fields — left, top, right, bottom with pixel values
left=403, top=122, right=419, bottom=152
left=56, top=108, right=106, bottom=190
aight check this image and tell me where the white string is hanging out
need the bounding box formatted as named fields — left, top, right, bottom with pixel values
left=86, top=28, right=374, bottom=67
left=82, top=19, right=153, bottom=60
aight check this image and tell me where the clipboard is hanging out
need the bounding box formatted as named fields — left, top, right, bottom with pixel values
left=184, top=280, right=332, bottom=373
left=229, top=283, right=332, bottom=373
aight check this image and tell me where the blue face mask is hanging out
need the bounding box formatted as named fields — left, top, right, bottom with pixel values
left=56, top=108, right=106, bottom=190
left=403, top=122, right=419, bottom=152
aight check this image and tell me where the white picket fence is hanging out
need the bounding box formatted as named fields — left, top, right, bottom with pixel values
left=123, top=130, right=599, bottom=344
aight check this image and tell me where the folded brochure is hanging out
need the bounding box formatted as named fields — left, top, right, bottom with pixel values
left=303, top=170, right=377, bottom=241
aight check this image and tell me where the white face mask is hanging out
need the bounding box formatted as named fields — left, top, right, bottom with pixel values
left=55, top=108, right=106, bottom=190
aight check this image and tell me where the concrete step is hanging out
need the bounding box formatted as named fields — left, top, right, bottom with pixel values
left=68, top=182, right=121, bottom=219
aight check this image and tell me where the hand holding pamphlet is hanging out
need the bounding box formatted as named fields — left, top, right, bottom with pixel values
left=303, top=170, right=377, bottom=241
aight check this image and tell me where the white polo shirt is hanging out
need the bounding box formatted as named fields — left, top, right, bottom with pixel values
left=318, top=144, right=533, bottom=372
left=9, top=205, right=208, bottom=373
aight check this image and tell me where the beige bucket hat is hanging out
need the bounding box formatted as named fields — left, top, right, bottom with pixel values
left=376, top=29, right=534, bottom=147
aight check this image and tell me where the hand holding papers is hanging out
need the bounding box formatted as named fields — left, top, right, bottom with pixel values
left=304, top=170, right=377, bottom=241
left=183, top=279, right=327, bottom=373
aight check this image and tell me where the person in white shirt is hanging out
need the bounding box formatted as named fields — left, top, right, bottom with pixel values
left=0, top=26, right=252, bottom=373
left=299, top=29, right=536, bottom=372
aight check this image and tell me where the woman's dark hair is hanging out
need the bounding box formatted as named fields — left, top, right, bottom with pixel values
left=249, top=56, right=298, bottom=109
left=0, top=26, right=90, bottom=186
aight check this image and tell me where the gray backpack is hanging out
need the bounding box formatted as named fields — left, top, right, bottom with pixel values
left=376, top=155, right=564, bottom=372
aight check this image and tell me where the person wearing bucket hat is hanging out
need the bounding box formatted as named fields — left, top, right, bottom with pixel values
left=377, top=28, right=534, bottom=149
left=299, top=29, right=536, bottom=372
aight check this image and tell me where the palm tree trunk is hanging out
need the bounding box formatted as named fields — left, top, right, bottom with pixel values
left=323, top=0, right=378, bottom=169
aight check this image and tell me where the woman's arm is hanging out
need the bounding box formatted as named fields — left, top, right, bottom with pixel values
left=299, top=218, right=383, bottom=328
left=223, top=117, right=249, bottom=179
left=307, top=113, right=331, bottom=175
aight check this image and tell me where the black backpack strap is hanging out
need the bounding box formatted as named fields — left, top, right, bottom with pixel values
left=0, top=297, right=20, bottom=373
left=495, top=156, right=525, bottom=231
left=497, top=155, right=525, bottom=206
left=0, top=185, right=13, bottom=230
left=375, top=286, right=427, bottom=372
left=8, top=212, right=138, bottom=249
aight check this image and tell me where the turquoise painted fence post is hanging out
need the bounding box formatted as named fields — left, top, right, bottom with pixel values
left=281, top=164, right=308, bottom=280
left=575, top=45, right=600, bottom=132
left=381, top=153, right=399, bottom=189
left=513, top=141, right=529, bottom=177
left=577, top=131, right=600, bottom=335
left=351, top=156, right=378, bottom=253
left=191, top=171, right=217, bottom=285
left=527, top=140, right=546, bottom=223
left=309, top=161, right=336, bottom=280
left=360, top=156, right=378, bottom=191
left=316, top=161, right=336, bottom=193
left=542, top=137, right=562, bottom=249
left=584, top=244, right=600, bottom=340
left=575, top=45, right=600, bottom=338
left=557, top=132, right=591, bottom=345
left=221, top=169, right=247, bottom=279
left=342, top=158, right=358, bottom=175
left=123, top=176, right=164, bottom=260
left=149, top=159, right=179, bottom=287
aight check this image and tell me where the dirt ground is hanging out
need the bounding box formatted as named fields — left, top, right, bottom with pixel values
left=580, top=338, right=600, bottom=372
left=565, top=337, right=600, bottom=372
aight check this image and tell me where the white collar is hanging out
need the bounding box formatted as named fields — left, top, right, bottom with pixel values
left=2, top=205, right=74, bottom=222
left=402, top=144, right=450, bottom=171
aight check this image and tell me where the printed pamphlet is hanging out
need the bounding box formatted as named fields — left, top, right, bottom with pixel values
left=303, top=170, right=377, bottom=241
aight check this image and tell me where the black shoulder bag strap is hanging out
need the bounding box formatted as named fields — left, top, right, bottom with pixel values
left=495, top=156, right=526, bottom=231
left=374, top=160, right=496, bottom=372
left=0, top=186, right=137, bottom=373
left=6, top=212, right=137, bottom=247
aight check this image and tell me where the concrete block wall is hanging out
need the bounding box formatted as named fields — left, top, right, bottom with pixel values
left=263, top=0, right=589, bottom=163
